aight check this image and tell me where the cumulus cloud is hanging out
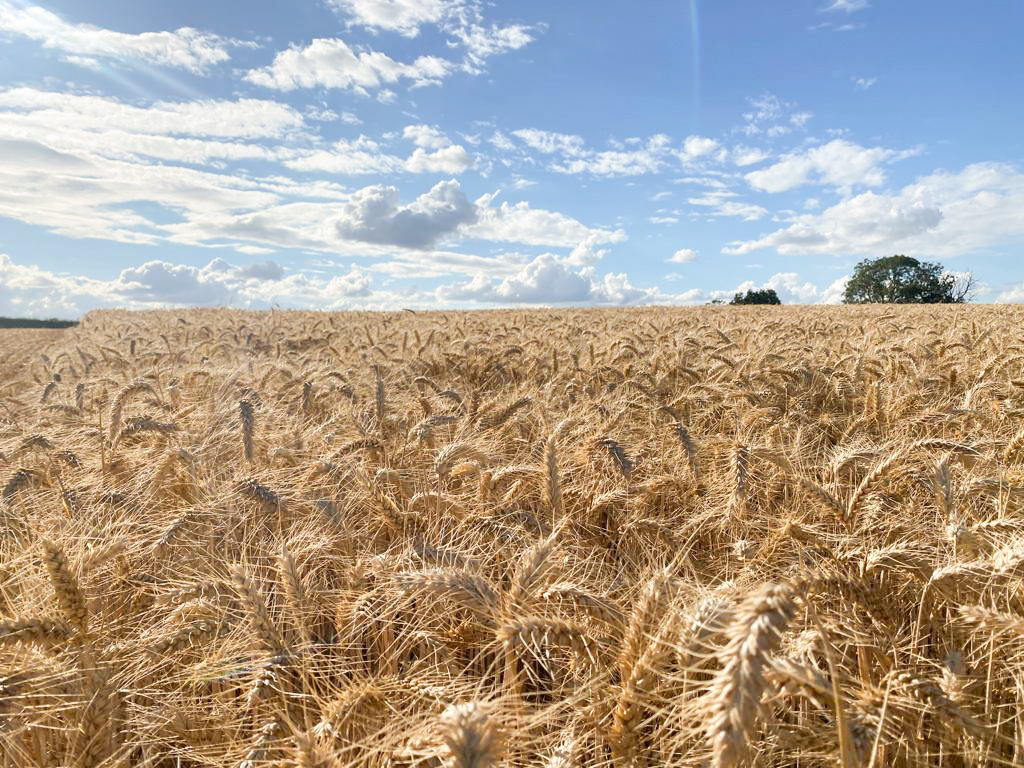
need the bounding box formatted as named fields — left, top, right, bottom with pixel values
left=466, top=193, right=627, bottom=247
left=245, top=38, right=453, bottom=93
left=564, top=235, right=612, bottom=266
left=117, top=260, right=236, bottom=304
left=0, top=87, right=625, bottom=277
left=403, top=124, right=451, bottom=150
left=727, top=162, right=1024, bottom=258
left=404, top=145, right=474, bottom=173
left=437, top=253, right=654, bottom=306
left=326, top=0, right=537, bottom=72
left=1, top=249, right=676, bottom=316
left=400, top=125, right=474, bottom=172
left=330, top=180, right=477, bottom=249
left=996, top=284, right=1024, bottom=303
left=0, top=1, right=236, bottom=73
left=0, top=98, right=613, bottom=258
left=708, top=271, right=848, bottom=305
left=820, top=276, right=851, bottom=304
left=0, top=253, right=383, bottom=317
left=669, top=249, right=697, bottom=264
left=327, top=0, right=452, bottom=36
left=745, top=139, right=915, bottom=194
left=681, top=135, right=719, bottom=159
left=236, top=260, right=285, bottom=280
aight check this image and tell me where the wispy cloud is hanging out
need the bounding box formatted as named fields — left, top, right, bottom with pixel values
left=0, top=0, right=240, bottom=72
left=821, top=0, right=870, bottom=13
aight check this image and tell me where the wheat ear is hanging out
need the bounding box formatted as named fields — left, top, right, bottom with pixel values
left=707, top=583, right=798, bottom=768
left=439, top=702, right=504, bottom=768
left=41, top=539, right=89, bottom=635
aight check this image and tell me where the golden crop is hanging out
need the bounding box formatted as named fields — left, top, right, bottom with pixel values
left=2, top=305, right=1024, bottom=767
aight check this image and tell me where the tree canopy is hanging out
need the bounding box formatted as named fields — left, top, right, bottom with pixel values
left=843, top=256, right=972, bottom=304
left=730, top=288, right=781, bottom=305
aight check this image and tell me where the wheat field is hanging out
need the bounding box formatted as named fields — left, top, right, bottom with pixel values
left=3, top=306, right=1024, bottom=767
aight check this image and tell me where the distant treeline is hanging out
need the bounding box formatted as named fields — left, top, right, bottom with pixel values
left=0, top=317, right=78, bottom=329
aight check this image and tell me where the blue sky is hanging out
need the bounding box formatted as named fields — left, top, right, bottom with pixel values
left=1, top=0, right=1023, bottom=316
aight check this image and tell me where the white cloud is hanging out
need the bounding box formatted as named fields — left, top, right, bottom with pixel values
left=325, top=265, right=373, bottom=297
left=854, top=76, right=877, bottom=90
left=996, top=284, right=1024, bottom=303
left=761, top=272, right=821, bottom=303
left=740, top=92, right=812, bottom=137
left=505, top=130, right=677, bottom=176
left=489, top=130, right=517, bottom=152
left=708, top=271, right=845, bottom=305
left=0, top=87, right=475, bottom=179
left=453, top=21, right=535, bottom=73
left=466, top=194, right=627, bottom=247
left=0, top=87, right=304, bottom=139
left=437, top=253, right=653, bottom=306
left=511, top=128, right=585, bottom=156
left=790, top=112, right=813, bottom=128
left=745, top=139, right=915, bottom=194
left=0, top=1, right=235, bottom=73
left=328, top=0, right=452, bottom=36
left=682, top=135, right=719, bottom=158
left=649, top=216, right=679, bottom=225
left=553, top=134, right=672, bottom=176
left=404, top=144, right=474, bottom=173
left=688, top=191, right=768, bottom=221
left=731, top=146, right=769, bottom=166
left=0, top=134, right=285, bottom=244
left=245, top=38, right=453, bottom=93
left=491, top=254, right=593, bottom=302
left=234, top=245, right=276, bottom=256
left=282, top=136, right=404, bottom=174
left=318, top=2, right=537, bottom=73
left=669, top=248, right=697, bottom=264
left=822, top=0, right=870, bottom=12
left=564, top=235, right=611, bottom=266
left=403, top=123, right=452, bottom=149
left=0, top=253, right=385, bottom=316
left=0, top=86, right=625, bottom=276
left=820, top=276, right=850, bottom=304
left=117, top=259, right=236, bottom=304
left=726, top=162, right=1024, bottom=258
left=305, top=106, right=362, bottom=124
left=332, top=179, right=477, bottom=249
left=400, top=124, right=474, bottom=172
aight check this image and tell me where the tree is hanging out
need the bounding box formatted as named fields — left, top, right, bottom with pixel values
left=842, top=256, right=973, bottom=304
left=730, top=288, right=781, bottom=305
